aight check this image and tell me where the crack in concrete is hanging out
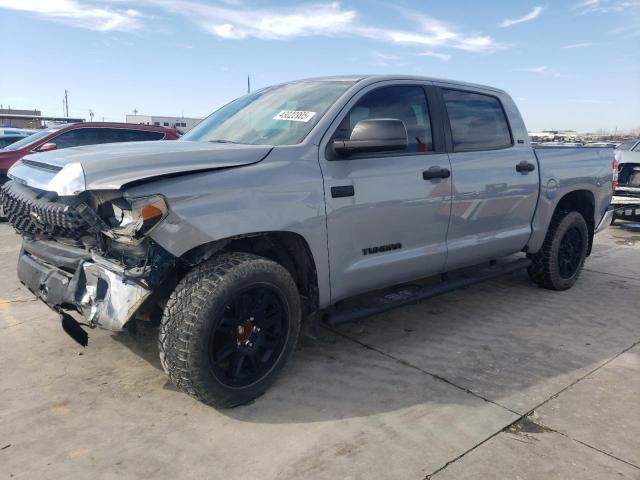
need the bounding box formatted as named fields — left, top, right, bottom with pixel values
left=526, top=339, right=640, bottom=414
left=583, top=268, right=640, bottom=282
left=507, top=415, right=553, bottom=434
left=505, top=413, right=640, bottom=471
left=0, top=321, right=29, bottom=330
left=0, top=298, right=38, bottom=306
left=542, top=423, right=640, bottom=471
left=424, top=338, right=640, bottom=478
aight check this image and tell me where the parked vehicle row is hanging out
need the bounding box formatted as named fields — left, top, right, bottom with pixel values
left=0, top=122, right=178, bottom=185
left=534, top=141, right=618, bottom=148
left=1, top=75, right=614, bottom=408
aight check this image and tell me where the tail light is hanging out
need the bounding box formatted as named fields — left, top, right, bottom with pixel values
left=612, top=158, right=619, bottom=191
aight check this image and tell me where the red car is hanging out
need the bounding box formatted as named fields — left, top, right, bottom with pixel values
left=0, top=123, right=179, bottom=184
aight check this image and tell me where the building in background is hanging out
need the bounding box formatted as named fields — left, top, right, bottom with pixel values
left=126, top=114, right=203, bottom=133
left=0, top=108, right=43, bottom=129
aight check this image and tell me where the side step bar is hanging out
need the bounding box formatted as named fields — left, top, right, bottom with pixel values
left=324, top=258, right=532, bottom=327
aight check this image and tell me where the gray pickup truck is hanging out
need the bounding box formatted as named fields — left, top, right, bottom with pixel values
left=1, top=75, right=615, bottom=408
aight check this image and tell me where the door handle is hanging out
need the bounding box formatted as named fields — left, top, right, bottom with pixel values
left=516, top=161, right=536, bottom=173
left=331, top=185, right=355, bottom=198
left=423, top=166, right=451, bottom=180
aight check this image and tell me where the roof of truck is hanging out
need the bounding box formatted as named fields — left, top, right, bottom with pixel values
left=286, top=75, right=507, bottom=95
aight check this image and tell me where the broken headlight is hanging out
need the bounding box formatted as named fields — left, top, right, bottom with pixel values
left=102, top=194, right=168, bottom=244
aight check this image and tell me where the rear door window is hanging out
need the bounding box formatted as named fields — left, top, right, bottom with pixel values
left=131, top=130, right=165, bottom=141
left=442, top=89, right=512, bottom=152
left=100, top=128, right=165, bottom=143
left=336, top=86, right=434, bottom=154
left=50, top=128, right=100, bottom=149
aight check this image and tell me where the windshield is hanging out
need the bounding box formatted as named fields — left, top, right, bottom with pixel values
left=182, top=81, right=355, bottom=146
left=3, top=127, right=61, bottom=151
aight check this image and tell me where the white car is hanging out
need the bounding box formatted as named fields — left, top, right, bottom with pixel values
left=0, top=128, right=37, bottom=149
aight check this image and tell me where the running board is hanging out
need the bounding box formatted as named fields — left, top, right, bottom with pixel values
left=324, top=258, right=532, bottom=327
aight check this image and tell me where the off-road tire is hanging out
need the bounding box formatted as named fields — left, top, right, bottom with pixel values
left=159, top=252, right=301, bottom=408
left=527, top=210, right=589, bottom=290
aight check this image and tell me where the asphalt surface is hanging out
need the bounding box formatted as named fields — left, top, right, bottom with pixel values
left=0, top=222, right=638, bottom=479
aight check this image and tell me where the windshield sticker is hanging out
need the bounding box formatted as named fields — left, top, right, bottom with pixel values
left=273, top=110, right=317, bottom=123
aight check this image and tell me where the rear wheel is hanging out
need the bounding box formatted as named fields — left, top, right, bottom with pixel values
left=159, top=252, right=301, bottom=408
left=527, top=210, right=589, bottom=290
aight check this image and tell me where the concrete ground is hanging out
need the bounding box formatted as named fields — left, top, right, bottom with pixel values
left=0, top=222, right=638, bottom=480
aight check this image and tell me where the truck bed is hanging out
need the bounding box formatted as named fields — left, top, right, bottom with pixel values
left=526, top=146, right=614, bottom=251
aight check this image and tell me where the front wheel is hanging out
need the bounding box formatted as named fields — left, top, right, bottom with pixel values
left=527, top=211, right=589, bottom=291
left=159, top=252, right=301, bottom=408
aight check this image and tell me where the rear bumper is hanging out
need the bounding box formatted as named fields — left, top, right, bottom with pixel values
left=17, top=242, right=151, bottom=331
left=611, top=194, right=640, bottom=219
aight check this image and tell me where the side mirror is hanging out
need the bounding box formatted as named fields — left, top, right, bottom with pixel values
left=332, top=119, right=407, bottom=157
left=38, top=142, right=57, bottom=152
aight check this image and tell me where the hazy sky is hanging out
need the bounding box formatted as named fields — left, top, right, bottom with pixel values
left=1, top=0, right=639, bottom=132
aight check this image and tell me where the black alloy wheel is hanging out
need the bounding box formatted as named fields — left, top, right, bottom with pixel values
left=159, top=252, right=301, bottom=408
left=527, top=210, right=589, bottom=291
left=209, top=286, right=289, bottom=388
left=557, top=226, right=584, bottom=279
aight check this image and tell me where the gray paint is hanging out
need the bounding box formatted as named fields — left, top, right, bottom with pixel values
left=9, top=75, right=614, bottom=310
left=129, top=145, right=333, bottom=307
left=16, top=140, right=273, bottom=190
left=316, top=79, right=451, bottom=302
left=432, top=82, right=540, bottom=271
left=527, top=146, right=613, bottom=252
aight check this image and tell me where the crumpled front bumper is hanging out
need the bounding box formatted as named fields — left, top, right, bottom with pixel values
left=17, top=245, right=151, bottom=331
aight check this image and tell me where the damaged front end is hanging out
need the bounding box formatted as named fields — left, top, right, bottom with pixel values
left=1, top=179, right=177, bottom=340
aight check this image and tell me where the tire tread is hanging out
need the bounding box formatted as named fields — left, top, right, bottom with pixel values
left=158, top=252, right=300, bottom=408
left=527, top=210, right=588, bottom=291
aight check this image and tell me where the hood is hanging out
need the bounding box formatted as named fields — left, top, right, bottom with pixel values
left=7, top=140, right=272, bottom=192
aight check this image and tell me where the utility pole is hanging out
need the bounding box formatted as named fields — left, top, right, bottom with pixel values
left=247, top=75, right=251, bottom=94
left=89, top=109, right=94, bottom=122
left=133, top=108, right=138, bottom=116
left=64, top=89, right=69, bottom=118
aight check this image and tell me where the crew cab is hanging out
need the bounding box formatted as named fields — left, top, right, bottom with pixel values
left=0, top=122, right=179, bottom=185
left=1, top=75, right=614, bottom=408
